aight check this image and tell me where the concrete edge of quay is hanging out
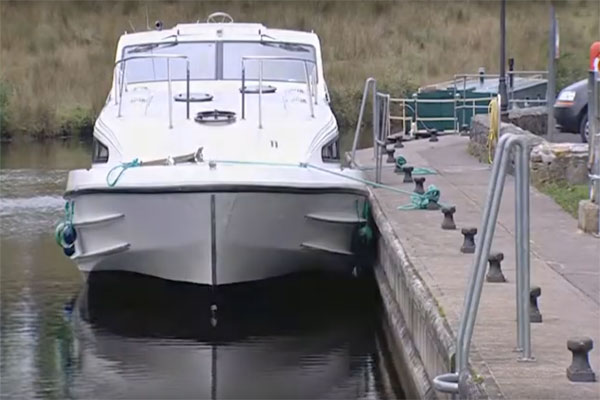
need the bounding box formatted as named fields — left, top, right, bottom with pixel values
left=369, top=188, right=504, bottom=399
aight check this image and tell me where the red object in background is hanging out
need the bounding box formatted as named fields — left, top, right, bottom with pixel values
left=591, top=42, right=600, bottom=71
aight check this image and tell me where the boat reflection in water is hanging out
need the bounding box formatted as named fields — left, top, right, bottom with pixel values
left=68, top=272, right=404, bottom=399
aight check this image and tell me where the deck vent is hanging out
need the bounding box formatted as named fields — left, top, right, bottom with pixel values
left=240, top=84, right=277, bottom=94
left=195, top=110, right=236, bottom=125
left=174, top=92, right=213, bottom=102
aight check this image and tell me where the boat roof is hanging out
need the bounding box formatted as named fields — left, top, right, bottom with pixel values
left=116, top=22, right=320, bottom=54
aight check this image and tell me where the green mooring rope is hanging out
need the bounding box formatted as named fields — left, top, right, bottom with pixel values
left=106, top=158, right=141, bottom=187
left=395, top=156, right=437, bottom=175
left=397, top=185, right=444, bottom=210
left=102, top=157, right=446, bottom=210
left=359, top=156, right=437, bottom=175
left=355, top=200, right=374, bottom=243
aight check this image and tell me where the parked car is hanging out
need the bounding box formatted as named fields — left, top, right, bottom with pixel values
left=554, top=79, right=589, bottom=142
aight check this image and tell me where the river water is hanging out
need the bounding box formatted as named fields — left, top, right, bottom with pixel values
left=0, top=140, right=405, bottom=399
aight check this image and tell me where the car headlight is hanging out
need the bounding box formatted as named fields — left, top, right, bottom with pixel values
left=557, top=90, right=576, bottom=102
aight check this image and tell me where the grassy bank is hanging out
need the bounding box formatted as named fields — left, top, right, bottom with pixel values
left=538, top=181, right=589, bottom=217
left=0, top=0, right=597, bottom=139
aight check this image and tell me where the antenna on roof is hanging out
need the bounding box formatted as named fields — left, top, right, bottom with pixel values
left=128, top=20, right=136, bottom=32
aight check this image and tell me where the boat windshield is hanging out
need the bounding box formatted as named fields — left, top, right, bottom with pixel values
left=123, top=42, right=217, bottom=83
left=223, top=42, right=317, bottom=82
left=121, top=41, right=316, bottom=84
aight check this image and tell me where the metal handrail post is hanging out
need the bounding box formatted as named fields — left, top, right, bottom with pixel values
left=114, top=68, right=119, bottom=105
left=258, top=60, right=263, bottom=129
left=463, top=76, right=467, bottom=126
left=588, top=71, right=600, bottom=207
left=118, top=62, right=127, bottom=117
left=241, top=64, right=246, bottom=120
left=456, top=134, right=512, bottom=372
left=350, top=78, right=376, bottom=165
left=374, top=94, right=381, bottom=182
left=303, top=61, right=315, bottom=118
left=515, top=139, right=524, bottom=352
left=459, top=135, right=533, bottom=373
left=167, top=58, right=173, bottom=129
left=186, top=61, right=190, bottom=120
left=372, top=80, right=378, bottom=159
left=519, top=139, right=533, bottom=360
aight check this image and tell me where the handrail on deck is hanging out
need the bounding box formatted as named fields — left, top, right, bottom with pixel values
left=241, top=56, right=317, bottom=129
left=113, top=54, right=190, bottom=129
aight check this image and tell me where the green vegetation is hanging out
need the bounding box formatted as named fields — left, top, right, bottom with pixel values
left=538, top=181, right=589, bottom=217
left=0, top=0, right=597, bottom=139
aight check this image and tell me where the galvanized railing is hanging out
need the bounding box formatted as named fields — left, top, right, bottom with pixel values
left=433, top=133, right=534, bottom=397
left=587, top=69, right=600, bottom=235
left=386, top=96, right=496, bottom=136
left=114, top=54, right=190, bottom=129
left=241, top=56, right=317, bottom=129
left=349, top=78, right=388, bottom=183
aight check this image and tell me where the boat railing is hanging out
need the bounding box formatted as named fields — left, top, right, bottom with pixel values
left=113, top=54, right=190, bottom=129
left=241, top=56, right=317, bottom=129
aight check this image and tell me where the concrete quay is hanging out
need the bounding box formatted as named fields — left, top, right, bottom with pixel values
left=354, top=135, right=600, bottom=399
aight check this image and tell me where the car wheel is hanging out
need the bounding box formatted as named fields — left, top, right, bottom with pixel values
left=579, top=113, right=588, bottom=143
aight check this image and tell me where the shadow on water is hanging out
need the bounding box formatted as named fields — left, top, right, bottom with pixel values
left=65, top=271, right=406, bottom=399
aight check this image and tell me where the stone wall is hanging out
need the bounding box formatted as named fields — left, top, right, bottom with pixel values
left=468, top=115, right=590, bottom=185
left=508, top=106, right=547, bottom=136
left=369, top=194, right=492, bottom=399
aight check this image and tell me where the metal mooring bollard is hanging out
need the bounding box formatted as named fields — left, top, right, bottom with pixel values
left=441, top=206, right=456, bottom=230
left=402, top=166, right=414, bottom=183
left=460, top=227, right=477, bottom=253
left=486, top=252, right=506, bottom=282
left=385, top=146, right=395, bottom=163
left=386, top=136, right=396, bottom=146
left=529, top=286, right=542, bottom=323
left=429, top=129, right=439, bottom=142
left=395, top=135, right=404, bottom=148
left=567, top=337, right=596, bottom=382
left=413, top=177, right=425, bottom=194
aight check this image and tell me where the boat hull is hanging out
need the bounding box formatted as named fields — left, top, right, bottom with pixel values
left=69, top=188, right=369, bottom=285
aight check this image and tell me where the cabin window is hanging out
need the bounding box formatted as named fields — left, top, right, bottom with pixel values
left=122, top=42, right=217, bottom=83
left=92, top=138, right=109, bottom=163
left=222, top=42, right=317, bottom=83
left=321, top=137, right=340, bottom=162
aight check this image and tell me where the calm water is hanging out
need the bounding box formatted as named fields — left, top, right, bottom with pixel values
left=0, top=140, right=404, bottom=399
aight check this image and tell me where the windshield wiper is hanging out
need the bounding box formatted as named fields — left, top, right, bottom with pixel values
left=259, top=42, right=310, bottom=53
left=127, top=41, right=178, bottom=54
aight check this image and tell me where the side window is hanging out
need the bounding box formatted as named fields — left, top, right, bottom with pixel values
left=321, top=137, right=340, bottom=162
left=92, top=138, right=109, bottom=163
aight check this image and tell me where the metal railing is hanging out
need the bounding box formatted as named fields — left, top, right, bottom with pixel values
left=113, top=54, right=190, bottom=129
left=453, top=70, right=548, bottom=107
left=433, top=132, right=534, bottom=397
left=241, top=56, right=317, bottom=129
left=349, top=78, right=388, bottom=183
left=587, top=70, right=600, bottom=235
left=386, top=96, right=496, bottom=136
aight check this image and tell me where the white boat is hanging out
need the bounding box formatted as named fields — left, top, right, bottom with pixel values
left=61, top=12, right=370, bottom=286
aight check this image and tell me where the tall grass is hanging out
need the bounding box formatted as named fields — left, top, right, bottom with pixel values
left=0, top=0, right=597, bottom=139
